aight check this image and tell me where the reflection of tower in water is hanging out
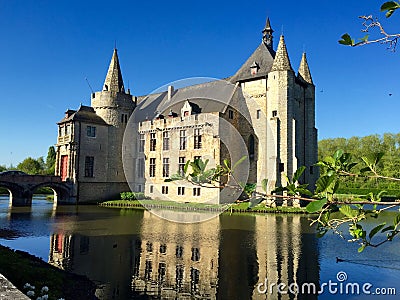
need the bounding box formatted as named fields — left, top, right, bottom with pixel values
left=47, top=211, right=319, bottom=299
left=218, top=214, right=319, bottom=300
left=131, top=210, right=219, bottom=299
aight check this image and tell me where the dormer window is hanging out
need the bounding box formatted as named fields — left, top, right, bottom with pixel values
left=250, top=61, right=260, bottom=75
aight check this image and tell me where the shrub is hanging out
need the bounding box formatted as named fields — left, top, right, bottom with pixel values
left=120, top=192, right=149, bottom=200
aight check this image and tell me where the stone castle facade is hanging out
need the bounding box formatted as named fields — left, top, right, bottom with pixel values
left=55, top=16, right=318, bottom=204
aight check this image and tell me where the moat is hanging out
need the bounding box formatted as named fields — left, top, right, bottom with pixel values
left=0, top=195, right=399, bottom=299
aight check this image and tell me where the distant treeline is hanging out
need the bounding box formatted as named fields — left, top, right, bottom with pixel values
left=319, top=133, right=400, bottom=196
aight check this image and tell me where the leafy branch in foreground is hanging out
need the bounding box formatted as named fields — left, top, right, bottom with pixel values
left=339, top=2, right=400, bottom=50
left=166, top=150, right=400, bottom=252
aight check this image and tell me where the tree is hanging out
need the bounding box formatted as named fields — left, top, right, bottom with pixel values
left=45, top=146, right=56, bottom=175
left=17, top=157, right=44, bottom=175
left=0, top=165, right=6, bottom=172
left=339, top=2, right=400, bottom=50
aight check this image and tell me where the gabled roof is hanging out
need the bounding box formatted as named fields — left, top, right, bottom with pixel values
left=57, top=105, right=109, bottom=126
left=230, top=42, right=275, bottom=83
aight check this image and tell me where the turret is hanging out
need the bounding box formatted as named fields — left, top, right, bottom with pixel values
left=271, top=35, right=293, bottom=72
left=103, top=49, right=125, bottom=93
left=91, top=49, right=135, bottom=127
left=262, top=17, right=274, bottom=50
left=297, top=52, right=313, bottom=85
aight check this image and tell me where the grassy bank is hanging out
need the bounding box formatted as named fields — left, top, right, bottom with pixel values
left=0, top=244, right=96, bottom=300
left=99, top=199, right=308, bottom=214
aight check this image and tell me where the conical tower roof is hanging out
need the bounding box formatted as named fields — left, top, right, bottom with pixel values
left=297, top=52, right=313, bottom=84
left=271, top=35, right=293, bottom=72
left=103, top=49, right=125, bottom=93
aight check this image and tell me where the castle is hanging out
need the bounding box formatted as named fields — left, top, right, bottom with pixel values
left=55, top=16, right=318, bottom=205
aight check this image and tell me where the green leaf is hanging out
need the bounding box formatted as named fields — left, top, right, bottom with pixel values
left=369, top=223, right=386, bottom=239
left=382, top=225, right=395, bottom=233
left=306, top=198, right=327, bottom=213
left=333, top=149, right=344, bottom=160
left=358, top=244, right=366, bottom=253
left=358, top=34, right=369, bottom=42
left=316, top=175, right=336, bottom=193
left=339, top=205, right=358, bottom=218
left=261, top=179, right=268, bottom=193
left=296, top=188, right=313, bottom=197
left=394, top=214, right=400, bottom=227
left=223, top=159, right=231, bottom=171
left=293, top=166, right=306, bottom=182
left=339, top=34, right=355, bottom=46
left=381, top=1, right=400, bottom=17
left=184, top=160, right=190, bottom=174
left=232, top=156, right=247, bottom=172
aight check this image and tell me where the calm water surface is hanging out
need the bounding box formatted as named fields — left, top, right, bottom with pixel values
left=0, top=195, right=399, bottom=299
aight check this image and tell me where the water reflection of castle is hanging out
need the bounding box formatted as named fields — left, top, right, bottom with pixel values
left=48, top=211, right=318, bottom=299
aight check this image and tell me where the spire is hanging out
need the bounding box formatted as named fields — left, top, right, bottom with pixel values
left=271, top=35, right=293, bottom=72
left=262, top=17, right=274, bottom=49
left=103, top=49, right=125, bottom=93
left=297, top=52, right=313, bottom=84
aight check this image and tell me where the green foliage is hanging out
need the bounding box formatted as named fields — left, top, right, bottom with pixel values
left=17, top=157, right=44, bottom=175
left=273, top=166, right=312, bottom=197
left=45, top=146, right=56, bottom=175
left=381, top=1, right=400, bottom=17
left=0, top=165, right=6, bottom=172
left=120, top=192, right=149, bottom=200
left=339, top=33, right=355, bottom=46
left=166, top=156, right=247, bottom=186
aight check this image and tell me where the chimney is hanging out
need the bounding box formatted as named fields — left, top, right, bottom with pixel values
left=168, top=85, right=174, bottom=100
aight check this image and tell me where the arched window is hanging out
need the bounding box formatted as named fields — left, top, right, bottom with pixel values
left=249, top=135, right=255, bottom=160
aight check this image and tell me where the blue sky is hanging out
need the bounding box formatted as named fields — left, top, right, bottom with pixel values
left=0, top=0, right=399, bottom=166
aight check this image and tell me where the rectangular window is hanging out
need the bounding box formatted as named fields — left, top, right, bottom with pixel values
left=59, top=126, right=64, bottom=137
left=163, top=158, right=170, bottom=177
left=149, top=158, right=156, bottom=177
left=279, top=162, right=285, bottom=172
left=257, top=109, right=261, bottom=119
left=139, top=133, right=145, bottom=152
left=84, top=156, right=94, bottom=177
left=162, top=186, right=169, bottom=194
left=163, top=131, right=170, bottom=150
left=194, top=128, right=202, bottom=149
left=65, top=125, right=71, bottom=136
left=121, top=113, right=128, bottom=123
left=87, top=126, right=96, bottom=137
left=180, top=130, right=187, bottom=150
left=310, top=166, right=314, bottom=175
left=272, top=110, right=278, bottom=117
left=193, top=187, right=201, bottom=196
left=178, top=157, right=186, bottom=176
left=150, top=132, right=156, bottom=151
left=137, top=158, right=145, bottom=178
left=228, top=109, right=234, bottom=119
left=150, top=185, right=154, bottom=193
left=178, top=187, right=185, bottom=195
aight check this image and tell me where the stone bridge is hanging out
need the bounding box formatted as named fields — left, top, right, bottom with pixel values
left=0, top=173, right=75, bottom=206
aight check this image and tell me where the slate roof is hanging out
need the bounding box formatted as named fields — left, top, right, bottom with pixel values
left=230, top=42, right=276, bottom=83
left=57, top=105, right=109, bottom=126
left=132, top=80, right=239, bottom=122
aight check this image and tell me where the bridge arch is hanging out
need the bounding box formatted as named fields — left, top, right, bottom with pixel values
left=0, top=181, right=30, bottom=206
left=31, top=182, right=72, bottom=206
